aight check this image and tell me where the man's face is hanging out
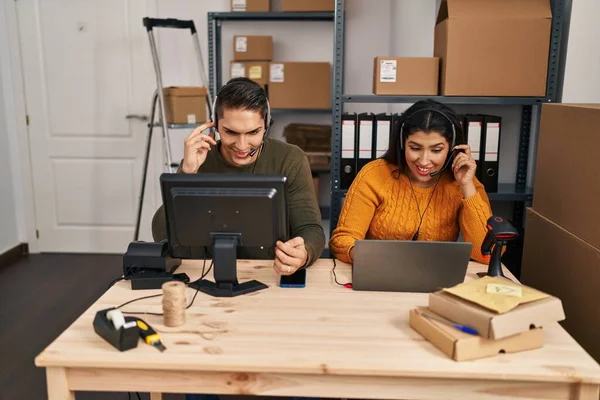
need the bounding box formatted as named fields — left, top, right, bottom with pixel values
left=217, top=108, right=265, bottom=167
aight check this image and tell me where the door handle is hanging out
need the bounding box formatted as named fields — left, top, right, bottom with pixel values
left=126, top=114, right=149, bottom=122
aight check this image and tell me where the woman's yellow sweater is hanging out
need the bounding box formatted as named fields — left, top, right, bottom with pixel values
left=329, top=159, right=493, bottom=264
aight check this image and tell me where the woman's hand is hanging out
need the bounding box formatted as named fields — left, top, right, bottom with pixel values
left=451, top=144, right=477, bottom=198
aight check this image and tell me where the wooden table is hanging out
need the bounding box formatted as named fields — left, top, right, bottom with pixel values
left=35, top=259, right=600, bottom=400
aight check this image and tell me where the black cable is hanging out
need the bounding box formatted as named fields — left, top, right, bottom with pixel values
left=136, top=392, right=142, bottom=400
left=408, top=172, right=442, bottom=241
left=119, top=253, right=207, bottom=315
left=108, top=276, right=125, bottom=289
left=331, top=257, right=352, bottom=288
left=128, top=392, right=131, bottom=400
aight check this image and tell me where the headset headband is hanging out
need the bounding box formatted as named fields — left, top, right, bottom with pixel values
left=211, top=83, right=272, bottom=132
left=399, top=108, right=456, bottom=150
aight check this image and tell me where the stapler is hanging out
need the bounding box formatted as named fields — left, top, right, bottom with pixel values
left=123, top=240, right=188, bottom=290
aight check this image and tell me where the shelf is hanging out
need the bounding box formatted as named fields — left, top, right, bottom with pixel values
left=209, top=12, right=334, bottom=21
left=342, top=95, right=549, bottom=106
left=334, top=183, right=533, bottom=202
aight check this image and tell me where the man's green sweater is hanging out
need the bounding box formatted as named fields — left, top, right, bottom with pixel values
left=151, top=137, right=326, bottom=267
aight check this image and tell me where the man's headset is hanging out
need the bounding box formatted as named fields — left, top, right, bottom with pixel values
left=210, top=82, right=273, bottom=158
left=398, top=108, right=463, bottom=177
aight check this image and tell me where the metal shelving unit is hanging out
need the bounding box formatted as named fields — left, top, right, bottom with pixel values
left=328, top=0, right=568, bottom=272
left=207, top=11, right=335, bottom=101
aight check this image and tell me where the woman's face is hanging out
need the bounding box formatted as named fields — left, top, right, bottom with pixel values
left=404, top=130, right=450, bottom=187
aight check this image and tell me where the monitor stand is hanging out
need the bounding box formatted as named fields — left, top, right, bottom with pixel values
left=188, top=234, right=268, bottom=297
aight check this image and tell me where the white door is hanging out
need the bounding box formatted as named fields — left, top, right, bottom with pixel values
left=17, top=0, right=163, bottom=252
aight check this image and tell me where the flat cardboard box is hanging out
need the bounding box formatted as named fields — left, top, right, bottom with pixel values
left=268, top=62, right=331, bottom=109
left=373, top=57, right=439, bottom=95
left=230, top=0, right=269, bottom=12
left=434, top=0, right=552, bottom=96
left=230, top=61, right=270, bottom=85
left=532, top=104, right=600, bottom=250
left=410, top=307, right=544, bottom=361
left=280, top=0, right=334, bottom=12
left=163, top=86, right=207, bottom=124
left=521, top=208, right=600, bottom=363
left=233, top=36, right=272, bottom=61
left=428, top=289, right=565, bottom=340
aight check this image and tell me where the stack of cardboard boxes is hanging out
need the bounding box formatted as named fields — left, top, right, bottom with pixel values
left=521, top=104, right=600, bottom=363
left=373, top=0, right=552, bottom=96
left=231, top=0, right=334, bottom=12
left=230, top=35, right=273, bottom=89
left=410, top=276, right=565, bottom=361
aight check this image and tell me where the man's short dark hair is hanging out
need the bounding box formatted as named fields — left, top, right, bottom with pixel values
left=214, top=77, right=268, bottom=125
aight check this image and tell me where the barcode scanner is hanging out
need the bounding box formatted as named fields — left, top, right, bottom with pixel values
left=429, top=148, right=465, bottom=177
left=478, top=216, right=519, bottom=278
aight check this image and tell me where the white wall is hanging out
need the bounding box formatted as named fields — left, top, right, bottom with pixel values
left=561, top=0, right=600, bottom=102
left=0, top=56, right=19, bottom=253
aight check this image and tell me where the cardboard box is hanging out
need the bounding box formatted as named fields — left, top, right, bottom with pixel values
left=428, top=290, right=565, bottom=340
left=230, top=61, right=269, bottom=85
left=233, top=36, right=272, bottom=61
left=230, top=0, right=269, bottom=12
left=280, top=0, right=334, bottom=12
left=410, top=307, right=544, bottom=361
left=521, top=208, right=600, bottom=363
left=268, top=62, right=331, bottom=109
left=163, top=87, right=207, bottom=124
left=532, top=104, right=600, bottom=249
left=434, top=0, right=552, bottom=96
left=373, top=57, right=439, bottom=95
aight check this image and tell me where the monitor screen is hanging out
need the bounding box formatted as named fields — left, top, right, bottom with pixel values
left=160, top=173, right=289, bottom=260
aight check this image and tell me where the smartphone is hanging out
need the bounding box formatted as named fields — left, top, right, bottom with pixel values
left=279, top=268, right=306, bottom=288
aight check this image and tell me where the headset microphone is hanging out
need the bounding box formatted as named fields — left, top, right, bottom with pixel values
left=429, top=148, right=464, bottom=177
left=249, top=148, right=259, bottom=157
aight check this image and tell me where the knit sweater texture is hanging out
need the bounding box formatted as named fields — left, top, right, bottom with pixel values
left=329, top=159, right=493, bottom=264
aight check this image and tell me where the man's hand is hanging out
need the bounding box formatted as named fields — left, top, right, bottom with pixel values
left=181, top=121, right=217, bottom=174
left=274, top=237, right=308, bottom=275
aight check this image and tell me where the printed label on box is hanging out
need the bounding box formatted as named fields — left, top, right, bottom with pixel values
left=249, top=65, right=263, bottom=79
left=235, top=37, right=247, bottom=52
left=380, top=60, right=397, bottom=83
left=231, top=63, right=245, bottom=78
left=187, top=114, right=196, bottom=124
left=270, top=63, right=284, bottom=83
left=485, top=122, right=500, bottom=162
left=232, top=0, right=246, bottom=11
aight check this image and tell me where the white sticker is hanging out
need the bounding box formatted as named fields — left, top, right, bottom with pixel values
left=232, top=0, right=246, bottom=11
left=187, top=114, right=196, bottom=124
left=468, top=122, right=481, bottom=161
left=235, top=37, right=247, bottom=52
left=270, top=63, right=284, bottom=83
left=231, top=62, right=245, bottom=78
left=485, top=122, right=500, bottom=162
left=376, top=121, right=390, bottom=157
left=341, top=121, right=355, bottom=158
left=379, top=60, right=397, bottom=83
left=359, top=120, right=372, bottom=159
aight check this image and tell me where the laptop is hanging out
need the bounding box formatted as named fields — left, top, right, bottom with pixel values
left=352, top=240, right=473, bottom=293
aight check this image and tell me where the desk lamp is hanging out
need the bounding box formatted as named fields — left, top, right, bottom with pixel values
left=478, top=216, right=519, bottom=278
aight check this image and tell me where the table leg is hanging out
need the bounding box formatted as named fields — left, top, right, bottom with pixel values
left=46, top=367, right=74, bottom=400
left=575, top=384, right=599, bottom=400
left=150, top=393, right=163, bottom=400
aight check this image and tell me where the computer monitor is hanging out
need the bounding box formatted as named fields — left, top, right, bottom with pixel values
left=160, top=173, right=289, bottom=297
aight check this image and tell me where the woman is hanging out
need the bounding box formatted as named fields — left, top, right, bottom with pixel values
left=329, top=99, right=493, bottom=264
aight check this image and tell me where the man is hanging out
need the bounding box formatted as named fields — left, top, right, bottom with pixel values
left=152, top=77, right=325, bottom=274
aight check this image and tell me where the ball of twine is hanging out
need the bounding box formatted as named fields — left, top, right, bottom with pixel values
left=162, top=281, right=187, bottom=327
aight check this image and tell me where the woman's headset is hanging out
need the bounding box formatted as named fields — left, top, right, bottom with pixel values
left=210, top=81, right=273, bottom=157
left=398, top=108, right=462, bottom=177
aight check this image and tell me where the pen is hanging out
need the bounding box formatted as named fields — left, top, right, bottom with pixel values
left=418, top=310, right=478, bottom=336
